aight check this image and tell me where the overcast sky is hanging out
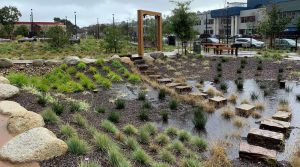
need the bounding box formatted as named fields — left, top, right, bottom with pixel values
left=1, top=0, right=246, bottom=27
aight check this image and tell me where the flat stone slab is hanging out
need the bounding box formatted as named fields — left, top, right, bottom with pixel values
left=239, top=142, right=277, bottom=162
left=137, top=64, right=149, bottom=71
left=209, top=96, right=227, bottom=107
left=175, top=86, right=192, bottom=93
left=260, top=118, right=290, bottom=135
left=247, top=128, right=284, bottom=151
left=141, top=70, right=155, bottom=75
left=148, top=75, right=161, bottom=79
left=157, top=78, right=172, bottom=84
left=236, top=104, right=255, bottom=117
left=189, top=92, right=208, bottom=98
left=166, top=82, right=182, bottom=88
left=272, top=111, right=291, bottom=122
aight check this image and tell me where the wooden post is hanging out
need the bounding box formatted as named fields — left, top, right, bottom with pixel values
left=137, top=10, right=144, bottom=56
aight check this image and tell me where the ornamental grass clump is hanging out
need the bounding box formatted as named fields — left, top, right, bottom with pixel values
left=60, top=124, right=77, bottom=138
left=192, top=107, right=207, bottom=130
left=169, top=99, right=179, bottom=110
left=141, top=123, right=157, bottom=136
left=94, top=132, right=116, bottom=151
left=78, top=160, right=101, bottom=167
left=88, top=66, right=98, bottom=74
left=138, top=109, right=149, bottom=121
left=115, top=99, right=125, bottom=109
left=178, top=130, right=191, bottom=142
left=67, top=137, right=89, bottom=155
left=128, top=74, right=141, bottom=84
left=108, top=147, right=131, bottom=167
left=155, top=133, right=170, bottom=146
left=158, top=89, right=166, bottom=100
left=159, top=149, right=176, bottom=164
left=126, top=137, right=140, bottom=150
left=42, top=109, right=59, bottom=124
left=77, top=61, right=87, bottom=70
left=138, top=91, right=146, bottom=101
left=96, top=106, right=106, bottom=113
left=123, top=124, right=138, bottom=135
left=66, top=67, right=77, bottom=75
left=132, top=148, right=153, bottom=165
left=74, top=113, right=87, bottom=127
left=108, top=111, right=120, bottom=123
left=160, top=111, right=169, bottom=122
left=190, top=136, right=207, bottom=151
left=101, top=120, right=118, bottom=134
left=7, top=72, right=29, bottom=87
left=93, top=74, right=112, bottom=89
left=164, top=126, right=178, bottom=137
left=168, top=140, right=185, bottom=154
left=107, top=71, right=123, bottom=82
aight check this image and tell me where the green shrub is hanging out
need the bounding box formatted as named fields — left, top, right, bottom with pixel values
left=115, top=99, right=125, bottom=109
left=123, top=124, right=138, bottom=135
left=74, top=113, right=87, bottom=127
left=126, top=137, right=139, bottom=150
left=155, top=133, right=170, bottom=146
left=51, top=101, right=64, bottom=115
left=139, top=108, right=149, bottom=121
left=220, top=83, right=228, bottom=92
left=169, top=99, right=179, bottom=110
left=70, top=101, right=83, bottom=112
left=158, top=89, right=166, bottom=100
left=7, top=73, right=29, bottom=87
left=178, top=130, right=191, bottom=142
left=168, top=140, right=185, bottom=154
left=108, top=147, right=131, bottom=167
left=138, top=128, right=150, bottom=144
left=107, top=71, right=123, bottom=82
left=101, top=120, right=118, bottom=134
left=138, top=91, right=146, bottom=101
left=96, top=58, right=104, bottom=66
left=159, top=149, right=176, bottom=163
left=131, top=148, right=152, bottom=165
left=88, top=66, right=98, bottom=74
left=164, top=126, right=178, bottom=137
left=190, top=136, right=207, bottom=151
left=141, top=122, right=157, bottom=136
left=66, top=67, right=77, bottom=75
left=236, top=80, right=244, bottom=91
left=108, top=111, right=120, bottom=123
left=42, top=109, right=59, bottom=124
left=111, top=60, right=124, bottom=68
left=66, top=137, right=89, bottom=155
left=192, top=107, right=207, bottom=129
left=181, top=158, right=202, bottom=167
left=60, top=124, right=77, bottom=138
left=160, top=111, right=169, bottom=122
left=94, top=74, right=112, bottom=89
left=128, top=74, right=141, bottom=84
left=96, top=106, right=106, bottom=113
left=142, top=101, right=152, bottom=109
left=77, top=62, right=87, bottom=70
left=79, top=75, right=96, bottom=90
left=58, top=81, right=84, bottom=93
left=102, top=66, right=111, bottom=73
left=60, top=63, right=68, bottom=70
left=37, top=94, right=47, bottom=106
left=94, top=132, right=115, bottom=151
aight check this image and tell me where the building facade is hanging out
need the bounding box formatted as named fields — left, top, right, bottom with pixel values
left=15, top=22, right=66, bottom=36
left=194, top=0, right=300, bottom=36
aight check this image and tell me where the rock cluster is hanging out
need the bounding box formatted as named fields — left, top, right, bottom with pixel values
left=0, top=84, right=19, bottom=99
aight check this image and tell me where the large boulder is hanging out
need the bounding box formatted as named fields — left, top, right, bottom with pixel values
left=32, top=59, right=45, bottom=67
left=120, top=57, right=132, bottom=64
left=143, top=54, right=154, bottom=64
left=0, top=84, right=20, bottom=99
left=150, top=52, right=164, bottom=59
left=0, top=101, right=28, bottom=116
left=81, top=58, right=96, bottom=64
left=110, top=55, right=120, bottom=60
left=0, top=76, right=10, bottom=84
left=0, top=58, right=13, bottom=68
left=63, top=56, right=80, bottom=65
left=7, top=111, right=45, bottom=135
left=45, top=60, right=62, bottom=66
left=0, top=127, right=68, bottom=163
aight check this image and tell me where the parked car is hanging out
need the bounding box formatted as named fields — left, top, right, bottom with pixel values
left=235, top=38, right=265, bottom=48
left=199, top=34, right=211, bottom=39
left=200, top=37, right=219, bottom=44
left=0, top=38, right=11, bottom=42
left=275, top=38, right=300, bottom=49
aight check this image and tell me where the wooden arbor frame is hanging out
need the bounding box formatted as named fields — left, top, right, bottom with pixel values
left=137, top=10, right=163, bottom=56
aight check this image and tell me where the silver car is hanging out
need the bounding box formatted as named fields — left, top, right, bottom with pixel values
left=235, top=38, right=265, bottom=48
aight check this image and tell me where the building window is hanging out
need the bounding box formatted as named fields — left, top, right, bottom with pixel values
left=241, top=16, right=255, bottom=23
left=221, top=18, right=231, bottom=24
left=280, top=11, right=296, bottom=19
left=205, top=19, right=214, bottom=25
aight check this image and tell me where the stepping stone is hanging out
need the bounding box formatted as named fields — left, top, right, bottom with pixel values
left=137, top=64, right=148, bottom=71
left=141, top=70, right=155, bottom=75
left=247, top=128, right=284, bottom=151
left=236, top=104, right=255, bottom=117
left=166, top=82, right=183, bottom=88
left=134, top=59, right=145, bottom=64
left=260, top=118, right=290, bottom=135
left=157, top=78, right=172, bottom=84
left=189, top=92, right=208, bottom=98
left=130, top=55, right=143, bottom=61
left=239, top=142, right=277, bottom=163
left=148, top=75, right=161, bottom=79
left=209, top=96, right=227, bottom=106
left=175, top=86, right=192, bottom=93
left=272, top=111, right=291, bottom=122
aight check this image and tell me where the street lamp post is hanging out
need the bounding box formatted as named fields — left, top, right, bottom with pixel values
left=74, top=12, right=77, bottom=39
left=205, top=11, right=208, bottom=42
left=30, top=9, right=33, bottom=37
left=226, top=5, right=229, bottom=44
left=97, top=18, right=100, bottom=39
left=112, top=14, right=116, bottom=53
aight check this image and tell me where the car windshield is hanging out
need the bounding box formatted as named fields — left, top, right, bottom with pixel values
left=210, top=38, right=219, bottom=43
left=285, top=39, right=296, bottom=45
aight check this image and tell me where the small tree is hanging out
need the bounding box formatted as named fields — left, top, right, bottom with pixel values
left=14, top=25, right=28, bottom=37
left=257, top=4, right=291, bottom=48
left=104, top=26, right=123, bottom=53
left=46, top=26, right=70, bottom=48
left=0, top=6, right=21, bottom=39
left=170, top=0, right=197, bottom=54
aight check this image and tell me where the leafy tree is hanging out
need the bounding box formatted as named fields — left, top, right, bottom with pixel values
left=257, top=4, right=291, bottom=48
left=14, top=25, right=28, bottom=37
left=163, top=16, right=173, bottom=36
left=0, top=6, right=21, bottom=38
left=169, top=0, right=197, bottom=54
left=53, top=17, right=79, bottom=35
left=46, top=26, right=70, bottom=48
left=104, top=25, right=123, bottom=53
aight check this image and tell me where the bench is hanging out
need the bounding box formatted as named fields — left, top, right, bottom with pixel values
left=204, top=45, right=217, bottom=53
left=216, top=46, right=235, bottom=55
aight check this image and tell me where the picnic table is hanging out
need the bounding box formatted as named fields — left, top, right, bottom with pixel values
left=203, top=43, right=241, bottom=56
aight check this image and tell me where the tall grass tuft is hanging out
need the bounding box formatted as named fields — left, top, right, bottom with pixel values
left=192, top=107, right=207, bottom=129
left=60, top=124, right=77, bottom=138
left=101, top=120, right=118, bottom=134
left=67, top=137, right=89, bottom=155
left=42, top=109, right=59, bottom=124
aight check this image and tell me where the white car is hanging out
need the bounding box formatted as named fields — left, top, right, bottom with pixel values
left=235, top=38, right=265, bottom=48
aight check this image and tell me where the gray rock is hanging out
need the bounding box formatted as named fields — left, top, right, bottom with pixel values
left=0, top=84, right=20, bottom=99
left=7, top=111, right=45, bottom=135
left=0, top=127, right=68, bottom=163
left=45, top=60, right=62, bottom=66
left=143, top=54, right=154, bottom=64
left=110, top=54, right=120, bottom=60
left=120, top=57, right=132, bottom=64
left=0, top=76, right=10, bottom=84
left=81, top=58, right=96, bottom=64
left=0, top=101, right=28, bottom=115
left=63, top=56, right=80, bottom=65
left=0, top=58, right=13, bottom=68
left=32, top=59, right=45, bottom=67
left=150, top=52, right=164, bottom=59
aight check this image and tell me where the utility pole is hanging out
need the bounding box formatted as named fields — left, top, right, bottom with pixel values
left=30, top=9, right=33, bottom=37
left=65, top=16, right=68, bottom=32
left=226, top=4, right=229, bottom=44
left=112, top=14, right=116, bottom=53
left=74, top=11, right=77, bottom=39
left=97, top=18, right=100, bottom=39
left=112, top=14, right=115, bottom=27
left=205, top=11, right=208, bottom=42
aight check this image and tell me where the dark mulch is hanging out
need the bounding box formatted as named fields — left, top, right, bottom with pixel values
left=0, top=64, right=55, bottom=76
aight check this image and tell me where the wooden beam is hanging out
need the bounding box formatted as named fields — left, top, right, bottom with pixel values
left=137, top=10, right=144, bottom=56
